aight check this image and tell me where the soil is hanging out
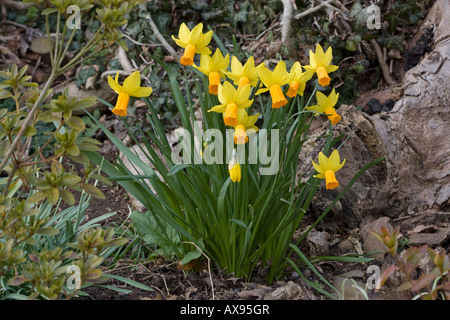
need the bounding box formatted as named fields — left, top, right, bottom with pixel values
left=1, top=1, right=447, bottom=301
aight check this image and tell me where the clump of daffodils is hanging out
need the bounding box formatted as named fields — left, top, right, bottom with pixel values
left=107, top=24, right=345, bottom=188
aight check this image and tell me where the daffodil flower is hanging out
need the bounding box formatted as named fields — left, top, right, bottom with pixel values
left=228, top=149, right=241, bottom=183
left=172, top=23, right=213, bottom=66
left=233, top=109, right=259, bottom=144
left=193, top=48, right=230, bottom=95
left=305, top=89, right=341, bottom=125
left=303, top=44, right=338, bottom=87
left=286, top=62, right=312, bottom=98
left=209, top=82, right=253, bottom=127
left=107, top=71, right=153, bottom=117
left=311, top=150, right=345, bottom=190
left=256, top=61, right=291, bottom=108
left=223, top=56, right=263, bottom=88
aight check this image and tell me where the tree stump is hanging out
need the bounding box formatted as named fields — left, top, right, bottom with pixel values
left=303, top=0, right=450, bottom=230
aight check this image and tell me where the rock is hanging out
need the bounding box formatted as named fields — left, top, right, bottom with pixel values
left=264, top=281, right=304, bottom=300
left=360, top=217, right=393, bottom=263
left=338, top=239, right=355, bottom=252
left=408, top=227, right=450, bottom=246
left=299, top=0, right=450, bottom=229
left=307, top=230, right=329, bottom=254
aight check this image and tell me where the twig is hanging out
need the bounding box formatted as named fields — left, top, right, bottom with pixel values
left=183, top=241, right=215, bottom=300
left=280, top=0, right=293, bottom=45
left=370, top=39, right=397, bottom=86
left=121, top=33, right=164, bottom=48
left=0, top=73, right=56, bottom=173
left=293, top=0, right=336, bottom=19
left=0, top=44, right=20, bottom=62
left=145, top=12, right=180, bottom=62
left=0, top=0, right=34, bottom=10
left=116, top=46, right=133, bottom=72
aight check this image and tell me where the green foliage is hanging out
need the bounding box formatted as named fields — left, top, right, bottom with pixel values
left=372, top=227, right=450, bottom=300
left=0, top=0, right=143, bottom=300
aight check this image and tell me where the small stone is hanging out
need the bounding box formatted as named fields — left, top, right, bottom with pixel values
left=360, top=217, right=393, bottom=263
left=408, top=228, right=450, bottom=246
left=307, top=230, right=329, bottom=254
left=264, top=281, right=304, bottom=300
left=338, top=239, right=355, bottom=252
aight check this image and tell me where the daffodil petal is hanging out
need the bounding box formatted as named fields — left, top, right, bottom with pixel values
left=189, top=23, right=204, bottom=44
left=235, top=84, right=251, bottom=106
left=324, top=46, right=333, bottom=66
left=325, top=65, right=339, bottom=73
left=221, top=81, right=236, bottom=104
left=123, top=71, right=141, bottom=92
left=308, top=49, right=317, bottom=68
left=196, top=47, right=212, bottom=55
left=313, top=173, right=325, bottom=179
left=316, top=91, right=328, bottom=108
left=273, top=61, right=288, bottom=84
left=230, top=56, right=243, bottom=74
left=197, top=30, right=213, bottom=49
left=245, top=113, right=259, bottom=127
left=172, top=35, right=187, bottom=48
left=315, top=44, right=325, bottom=65
left=318, top=152, right=330, bottom=170
left=256, top=88, right=269, bottom=95
left=258, top=66, right=273, bottom=87
left=209, top=104, right=227, bottom=113
left=236, top=108, right=248, bottom=124
left=108, top=75, right=122, bottom=94
left=178, top=23, right=190, bottom=41
left=329, top=150, right=341, bottom=168
left=129, top=87, right=152, bottom=98
left=311, top=159, right=324, bottom=174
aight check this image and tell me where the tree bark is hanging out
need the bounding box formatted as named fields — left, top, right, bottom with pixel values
left=302, top=0, right=450, bottom=229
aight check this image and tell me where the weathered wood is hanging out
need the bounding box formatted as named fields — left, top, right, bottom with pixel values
left=303, top=0, right=450, bottom=229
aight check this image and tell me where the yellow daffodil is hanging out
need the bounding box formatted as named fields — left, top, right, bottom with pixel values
left=193, top=48, right=230, bottom=95
left=209, top=82, right=253, bottom=126
left=172, top=23, right=213, bottom=66
left=256, top=61, right=291, bottom=108
left=286, top=62, right=312, bottom=98
left=311, top=150, right=345, bottom=190
left=305, top=89, right=341, bottom=125
left=233, top=109, right=259, bottom=144
left=303, top=44, right=338, bottom=87
left=107, top=71, right=153, bottom=117
left=228, top=149, right=241, bottom=183
left=223, top=56, right=263, bottom=88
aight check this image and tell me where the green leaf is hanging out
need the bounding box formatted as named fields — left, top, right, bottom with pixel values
left=37, top=227, right=59, bottom=235
left=37, top=110, right=60, bottom=122
left=66, top=144, right=80, bottom=156
left=22, top=125, right=37, bottom=137
left=130, top=210, right=183, bottom=258
left=59, top=189, right=75, bottom=205
left=0, top=108, right=8, bottom=118
left=167, top=163, right=191, bottom=176
left=85, top=269, right=103, bottom=281
left=79, top=183, right=105, bottom=199
left=180, top=249, right=202, bottom=266
left=102, top=273, right=154, bottom=292
left=66, top=116, right=86, bottom=131
left=8, top=276, right=28, bottom=286
left=0, top=139, right=11, bottom=157
left=47, top=187, right=59, bottom=205
left=41, top=7, right=58, bottom=15
left=60, top=174, right=82, bottom=186
left=0, top=90, right=13, bottom=100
